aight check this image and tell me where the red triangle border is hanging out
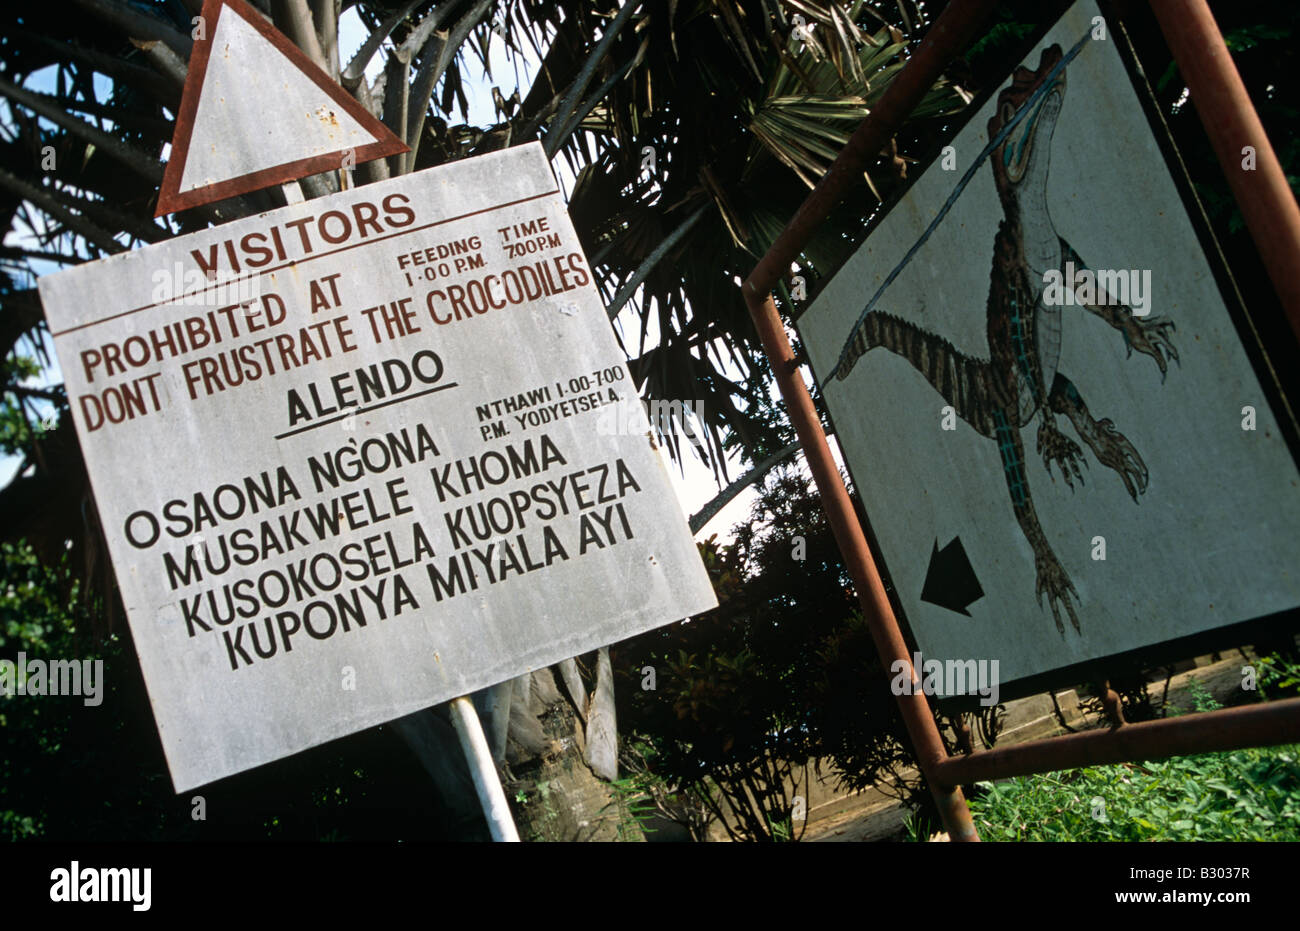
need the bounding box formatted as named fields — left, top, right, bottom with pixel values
left=155, top=0, right=409, bottom=217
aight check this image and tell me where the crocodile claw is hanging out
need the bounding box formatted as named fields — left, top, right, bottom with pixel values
left=1093, top=418, right=1148, bottom=500
left=1035, top=553, right=1081, bottom=635
left=1126, top=315, right=1178, bottom=380
left=1037, top=420, right=1087, bottom=491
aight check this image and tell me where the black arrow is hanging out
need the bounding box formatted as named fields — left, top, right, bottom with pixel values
left=920, top=536, right=984, bottom=616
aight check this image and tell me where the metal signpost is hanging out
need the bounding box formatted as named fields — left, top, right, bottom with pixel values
left=36, top=0, right=716, bottom=841
left=740, top=0, right=1300, bottom=841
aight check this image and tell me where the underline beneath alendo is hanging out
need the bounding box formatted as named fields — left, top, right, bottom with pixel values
left=272, top=381, right=460, bottom=441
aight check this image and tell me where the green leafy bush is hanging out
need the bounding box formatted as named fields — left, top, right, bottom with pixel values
left=963, top=670, right=1300, bottom=841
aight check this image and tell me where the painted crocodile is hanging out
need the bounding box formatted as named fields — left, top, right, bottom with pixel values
left=832, top=44, right=1178, bottom=634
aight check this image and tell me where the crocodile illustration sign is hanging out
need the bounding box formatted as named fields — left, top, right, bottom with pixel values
left=798, top=0, right=1300, bottom=692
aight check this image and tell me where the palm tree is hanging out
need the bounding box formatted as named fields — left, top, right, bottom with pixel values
left=0, top=0, right=967, bottom=839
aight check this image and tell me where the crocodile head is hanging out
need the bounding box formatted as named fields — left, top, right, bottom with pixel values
left=989, top=44, right=1065, bottom=210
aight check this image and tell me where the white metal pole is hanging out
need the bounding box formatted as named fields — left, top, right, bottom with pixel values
left=448, top=695, right=521, bottom=842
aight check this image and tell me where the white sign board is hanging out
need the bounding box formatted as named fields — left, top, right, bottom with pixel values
left=39, top=143, right=716, bottom=791
left=798, top=0, right=1300, bottom=693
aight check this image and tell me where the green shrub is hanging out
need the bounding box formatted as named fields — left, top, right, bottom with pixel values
left=960, top=665, right=1300, bottom=841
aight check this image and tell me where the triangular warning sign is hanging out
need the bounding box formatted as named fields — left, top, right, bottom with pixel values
left=155, top=0, right=408, bottom=216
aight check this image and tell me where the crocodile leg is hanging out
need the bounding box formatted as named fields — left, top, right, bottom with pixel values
left=1048, top=371, right=1148, bottom=501
left=993, top=406, right=1081, bottom=635
left=1059, top=239, right=1179, bottom=379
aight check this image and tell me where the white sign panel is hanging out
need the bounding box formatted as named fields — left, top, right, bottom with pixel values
left=798, top=0, right=1300, bottom=692
left=39, top=142, right=716, bottom=791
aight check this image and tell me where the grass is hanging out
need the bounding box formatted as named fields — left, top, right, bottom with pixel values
left=965, top=745, right=1300, bottom=841
left=918, top=665, right=1300, bottom=842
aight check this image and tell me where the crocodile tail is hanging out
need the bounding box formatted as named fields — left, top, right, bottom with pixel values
left=836, top=310, right=995, bottom=436
left=833, top=313, right=874, bottom=382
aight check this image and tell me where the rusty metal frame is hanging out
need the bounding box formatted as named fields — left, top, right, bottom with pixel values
left=738, top=0, right=1300, bottom=842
